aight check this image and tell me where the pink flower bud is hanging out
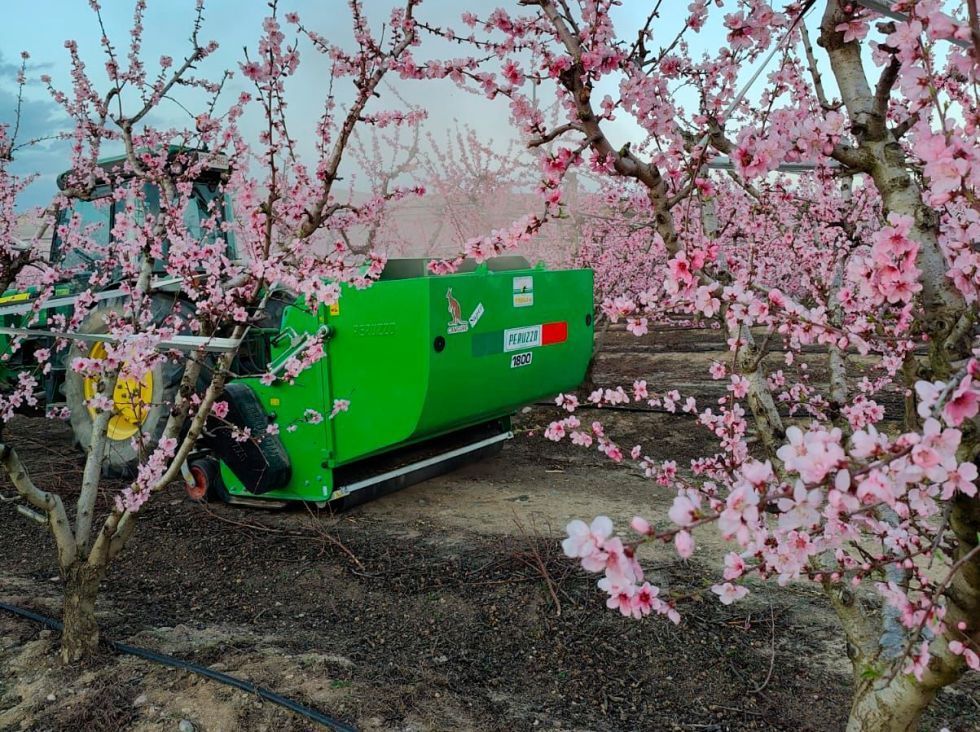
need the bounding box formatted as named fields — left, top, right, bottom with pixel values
left=630, top=516, right=651, bottom=535
left=675, top=530, right=694, bottom=559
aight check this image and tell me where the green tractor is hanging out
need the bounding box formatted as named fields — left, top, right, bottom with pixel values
left=0, top=149, right=238, bottom=475
left=1, top=153, right=595, bottom=507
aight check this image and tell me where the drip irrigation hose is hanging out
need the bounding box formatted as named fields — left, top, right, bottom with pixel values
left=0, top=600, right=357, bottom=732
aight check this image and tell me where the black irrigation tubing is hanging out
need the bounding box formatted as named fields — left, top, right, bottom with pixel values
left=0, top=600, right=357, bottom=732
left=530, top=400, right=906, bottom=420
left=532, top=400, right=695, bottom=416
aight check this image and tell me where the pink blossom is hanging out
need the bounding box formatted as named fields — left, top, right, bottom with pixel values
left=718, top=483, right=760, bottom=545
left=941, top=462, right=978, bottom=499
left=835, top=18, right=869, bottom=43
left=668, top=492, right=701, bottom=527
left=630, top=582, right=659, bottom=618
left=305, top=409, right=324, bottom=425
left=555, top=393, right=579, bottom=412
left=943, top=376, right=979, bottom=426
left=915, top=380, right=944, bottom=419
left=598, top=575, right=635, bottom=617
left=675, top=530, right=694, bottom=558
left=329, top=399, right=350, bottom=419
left=570, top=430, right=594, bottom=447
left=728, top=375, right=749, bottom=398
left=545, top=419, right=569, bottom=441
left=562, top=516, right=613, bottom=560
left=711, top=582, right=749, bottom=605
left=630, top=516, right=651, bottom=535
left=777, top=483, right=823, bottom=531
left=723, top=552, right=747, bottom=580
left=949, top=641, right=980, bottom=671
left=776, top=426, right=845, bottom=484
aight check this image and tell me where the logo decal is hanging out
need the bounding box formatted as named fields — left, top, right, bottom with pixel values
left=446, top=288, right=469, bottom=334
left=469, top=302, right=485, bottom=327
left=513, top=276, right=534, bottom=308
left=504, top=325, right=542, bottom=352
left=472, top=321, right=568, bottom=357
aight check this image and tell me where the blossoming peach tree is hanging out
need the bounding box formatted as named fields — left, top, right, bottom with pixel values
left=0, top=0, right=433, bottom=662
left=428, top=1, right=979, bottom=729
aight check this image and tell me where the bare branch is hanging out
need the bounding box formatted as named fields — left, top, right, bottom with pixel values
left=528, top=122, right=583, bottom=148
left=799, top=20, right=834, bottom=111
left=873, top=54, right=901, bottom=122
left=0, top=443, right=77, bottom=569
left=75, top=374, right=117, bottom=550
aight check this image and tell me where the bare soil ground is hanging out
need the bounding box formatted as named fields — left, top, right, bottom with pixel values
left=1, top=327, right=977, bottom=731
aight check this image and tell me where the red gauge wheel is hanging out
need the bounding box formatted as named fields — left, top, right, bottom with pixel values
left=185, top=458, right=225, bottom=503
left=185, top=464, right=209, bottom=502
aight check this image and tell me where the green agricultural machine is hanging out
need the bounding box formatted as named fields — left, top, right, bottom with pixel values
left=0, top=153, right=595, bottom=507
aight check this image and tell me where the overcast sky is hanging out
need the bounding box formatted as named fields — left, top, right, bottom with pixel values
left=1, top=1, right=810, bottom=209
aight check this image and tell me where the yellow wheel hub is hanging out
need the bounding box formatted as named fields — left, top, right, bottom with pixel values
left=82, top=342, right=154, bottom=441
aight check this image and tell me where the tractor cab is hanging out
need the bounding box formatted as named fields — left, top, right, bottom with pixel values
left=49, top=148, right=237, bottom=271
left=0, top=148, right=238, bottom=400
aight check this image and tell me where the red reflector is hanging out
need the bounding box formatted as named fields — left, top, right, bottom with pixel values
left=541, top=321, right=567, bottom=345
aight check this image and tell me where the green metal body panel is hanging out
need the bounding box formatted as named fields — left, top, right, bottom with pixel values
left=0, top=283, right=81, bottom=384
left=219, top=262, right=594, bottom=502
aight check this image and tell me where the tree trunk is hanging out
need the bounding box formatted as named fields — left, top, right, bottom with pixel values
left=847, top=676, right=935, bottom=732
left=60, top=562, right=103, bottom=663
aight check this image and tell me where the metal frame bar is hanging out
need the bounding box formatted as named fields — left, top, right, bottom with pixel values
left=0, top=276, right=186, bottom=318
left=852, top=0, right=970, bottom=49
left=331, top=430, right=514, bottom=500
left=268, top=325, right=331, bottom=376
left=0, top=288, right=125, bottom=318
left=0, top=326, right=243, bottom=353
left=705, top=157, right=839, bottom=173
left=853, top=0, right=914, bottom=23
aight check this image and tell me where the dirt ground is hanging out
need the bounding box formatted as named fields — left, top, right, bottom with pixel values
left=1, top=327, right=977, bottom=731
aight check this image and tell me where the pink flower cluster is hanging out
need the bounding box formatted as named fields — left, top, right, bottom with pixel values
left=563, top=517, right=679, bottom=623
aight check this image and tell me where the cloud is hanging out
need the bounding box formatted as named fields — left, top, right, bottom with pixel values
left=0, top=53, right=69, bottom=209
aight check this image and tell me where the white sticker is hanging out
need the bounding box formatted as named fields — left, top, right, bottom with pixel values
left=469, top=302, right=485, bottom=327
left=513, top=276, right=534, bottom=308
left=504, top=324, right=542, bottom=352
left=510, top=351, right=533, bottom=368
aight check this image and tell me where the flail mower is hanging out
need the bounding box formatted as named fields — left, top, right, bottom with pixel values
left=0, top=152, right=594, bottom=508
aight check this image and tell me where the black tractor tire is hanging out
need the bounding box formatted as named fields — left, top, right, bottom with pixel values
left=63, top=296, right=188, bottom=478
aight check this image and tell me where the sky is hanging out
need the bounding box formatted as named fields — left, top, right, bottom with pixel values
left=0, top=0, right=837, bottom=210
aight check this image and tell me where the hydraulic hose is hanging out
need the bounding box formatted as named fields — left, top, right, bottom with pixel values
left=0, top=600, right=357, bottom=732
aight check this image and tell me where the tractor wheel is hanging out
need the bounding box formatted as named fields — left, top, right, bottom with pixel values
left=63, top=297, right=188, bottom=478
left=185, top=457, right=227, bottom=503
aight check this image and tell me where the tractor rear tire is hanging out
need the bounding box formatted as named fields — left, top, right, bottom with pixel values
left=63, top=296, right=188, bottom=478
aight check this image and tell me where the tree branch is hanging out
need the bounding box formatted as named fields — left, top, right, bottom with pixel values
left=0, top=443, right=77, bottom=569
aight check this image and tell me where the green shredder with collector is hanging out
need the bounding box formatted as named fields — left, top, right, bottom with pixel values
left=0, top=150, right=594, bottom=508
left=198, top=257, right=594, bottom=507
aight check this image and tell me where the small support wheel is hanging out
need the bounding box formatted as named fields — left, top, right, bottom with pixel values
left=185, top=458, right=227, bottom=503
